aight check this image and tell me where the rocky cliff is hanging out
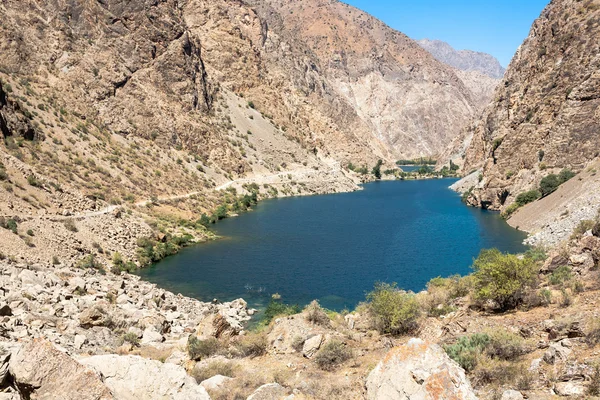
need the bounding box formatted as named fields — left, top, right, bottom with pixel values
left=250, top=0, right=485, bottom=159
left=455, top=0, right=600, bottom=221
left=418, top=39, right=506, bottom=79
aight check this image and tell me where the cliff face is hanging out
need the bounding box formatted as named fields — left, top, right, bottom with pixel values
left=417, top=39, right=506, bottom=79
left=459, top=0, right=600, bottom=211
left=248, top=0, right=485, bottom=159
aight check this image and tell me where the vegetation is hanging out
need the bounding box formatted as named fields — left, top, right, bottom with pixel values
left=471, top=249, right=538, bottom=311
left=366, top=282, right=420, bottom=335
left=305, top=300, right=331, bottom=327
left=258, top=298, right=301, bottom=328
left=444, top=333, right=490, bottom=371
left=111, top=252, right=137, bottom=274
left=539, top=169, right=576, bottom=197
left=0, top=217, right=18, bottom=234
left=314, top=340, right=352, bottom=371
left=231, top=333, right=268, bottom=358
left=396, top=157, right=436, bottom=166
left=187, top=336, right=221, bottom=361
left=192, top=360, right=235, bottom=384
left=371, top=159, right=383, bottom=180
left=515, top=190, right=541, bottom=206
left=136, top=234, right=194, bottom=266
left=549, top=265, right=572, bottom=285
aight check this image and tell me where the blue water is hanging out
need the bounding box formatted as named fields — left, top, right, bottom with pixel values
left=138, top=180, right=527, bottom=311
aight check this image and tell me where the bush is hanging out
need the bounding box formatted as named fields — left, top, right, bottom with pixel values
left=539, top=174, right=561, bottom=197
left=121, top=332, right=140, bottom=347
left=314, top=340, right=352, bottom=371
left=26, top=229, right=34, bottom=236
left=366, top=282, right=420, bottom=335
left=515, top=190, right=541, bottom=206
left=549, top=265, right=572, bottom=285
left=444, top=333, right=490, bottom=372
left=77, top=254, right=103, bottom=270
left=501, top=203, right=520, bottom=219
left=231, top=333, right=267, bottom=358
left=5, top=218, right=17, bottom=234
left=372, top=160, right=383, bottom=180
left=486, top=330, right=526, bottom=360
left=471, top=249, right=538, bottom=311
left=261, top=299, right=301, bottom=326
left=571, top=219, right=595, bottom=239
left=187, top=336, right=221, bottom=361
left=305, top=300, right=330, bottom=327
left=192, top=360, right=235, bottom=384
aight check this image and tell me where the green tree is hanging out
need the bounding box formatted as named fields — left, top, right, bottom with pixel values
left=539, top=174, right=561, bottom=197
left=472, top=249, right=538, bottom=311
left=372, top=160, right=383, bottom=179
left=366, top=282, right=420, bottom=335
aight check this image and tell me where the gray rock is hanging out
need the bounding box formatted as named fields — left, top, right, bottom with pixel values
left=141, top=327, right=164, bottom=344
left=200, top=374, right=234, bottom=391
left=74, top=334, right=87, bottom=349
left=554, top=381, right=585, bottom=396
left=247, top=383, right=289, bottom=400
left=79, top=354, right=210, bottom=400
left=501, top=389, right=524, bottom=400
left=302, top=334, right=324, bottom=359
left=543, top=342, right=572, bottom=364
left=366, top=338, right=477, bottom=400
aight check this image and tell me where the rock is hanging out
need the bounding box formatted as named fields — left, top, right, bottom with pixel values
left=18, top=270, right=42, bottom=286
left=165, top=350, right=189, bottom=366
left=543, top=342, right=573, bottom=364
left=79, top=306, right=111, bottom=329
left=541, top=253, right=569, bottom=273
left=569, top=253, right=594, bottom=269
left=302, top=334, right=324, bottom=359
left=0, top=304, right=12, bottom=317
left=200, top=374, right=234, bottom=391
left=366, top=338, right=477, bottom=400
left=593, top=221, right=600, bottom=238
left=0, top=349, right=10, bottom=387
left=9, top=340, right=113, bottom=400
left=74, top=334, right=87, bottom=349
left=69, top=277, right=87, bottom=291
left=554, top=381, right=585, bottom=396
left=501, top=389, right=524, bottom=400
left=141, top=327, right=164, bottom=344
left=247, top=383, right=289, bottom=400
left=79, top=354, right=210, bottom=400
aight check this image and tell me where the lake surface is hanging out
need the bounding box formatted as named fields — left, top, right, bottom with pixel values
left=138, top=179, right=527, bottom=312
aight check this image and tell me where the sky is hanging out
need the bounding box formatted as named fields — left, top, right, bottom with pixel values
left=342, top=0, right=550, bottom=67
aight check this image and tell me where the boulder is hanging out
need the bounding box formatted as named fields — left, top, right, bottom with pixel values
left=543, top=341, right=572, bottom=364
left=247, top=383, right=289, bottom=400
left=79, top=354, right=210, bottom=400
left=554, top=381, right=585, bottom=396
left=200, top=374, right=234, bottom=391
left=366, top=338, right=477, bottom=400
left=501, top=389, right=524, bottom=400
left=9, top=340, right=113, bottom=400
left=79, top=306, right=110, bottom=328
left=302, top=334, right=324, bottom=359
left=141, top=327, right=164, bottom=344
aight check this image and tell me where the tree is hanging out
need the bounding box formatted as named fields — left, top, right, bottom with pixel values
left=539, top=174, right=561, bottom=197
left=471, top=249, right=538, bottom=311
left=366, top=282, right=420, bottom=334
left=372, top=160, right=383, bottom=179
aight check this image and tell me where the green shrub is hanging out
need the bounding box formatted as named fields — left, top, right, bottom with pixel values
left=372, top=160, right=383, bottom=180
left=366, top=282, right=420, bottom=335
left=539, top=174, right=561, bottom=197
left=471, top=249, right=538, bottom=311
left=76, top=254, right=103, bottom=270
left=27, top=175, right=40, bottom=187
left=187, top=336, right=221, bottom=361
left=486, top=330, right=526, bottom=360
left=559, top=168, right=576, bottom=182
left=261, top=299, right=301, bottom=326
left=444, top=333, right=490, bottom=371
left=5, top=218, right=18, bottom=234
left=314, top=340, right=352, bottom=371
left=571, top=219, right=595, bottom=239
left=549, top=265, right=572, bottom=285
left=515, top=190, right=541, bottom=206
left=121, top=332, right=140, bottom=346
left=524, top=246, right=547, bottom=263
left=26, top=229, right=34, bottom=236
left=501, top=203, right=520, bottom=219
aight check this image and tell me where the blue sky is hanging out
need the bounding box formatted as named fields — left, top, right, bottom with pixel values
left=342, top=0, right=550, bottom=67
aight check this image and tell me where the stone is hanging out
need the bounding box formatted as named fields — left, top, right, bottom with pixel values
left=79, top=306, right=110, bottom=328
left=141, top=327, right=164, bottom=344
left=79, top=354, right=210, bottom=400
left=366, top=338, right=477, bottom=400
left=74, top=334, right=87, bottom=349
left=302, top=334, right=324, bottom=359
left=543, top=342, right=573, bottom=364
left=501, top=389, right=524, bottom=400
left=0, top=304, right=12, bottom=317
left=69, top=277, right=87, bottom=291
left=9, top=340, right=113, bottom=400
left=554, top=381, right=585, bottom=396
left=200, top=374, right=234, bottom=391
left=247, top=383, right=289, bottom=400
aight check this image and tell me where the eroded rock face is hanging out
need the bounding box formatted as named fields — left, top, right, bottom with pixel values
left=79, top=354, right=210, bottom=400
left=8, top=340, right=113, bottom=400
left=458, top=0, right=600, bottom=212
left=366, top=338, right=477, bottom=400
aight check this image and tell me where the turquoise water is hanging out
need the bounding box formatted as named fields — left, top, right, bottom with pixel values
left=138, top=180, right=527, bottom=311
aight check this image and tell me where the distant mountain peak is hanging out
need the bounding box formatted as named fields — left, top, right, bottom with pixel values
left=417, top=39, right=506, bottom=79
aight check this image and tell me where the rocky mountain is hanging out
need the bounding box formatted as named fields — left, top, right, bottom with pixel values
left=249, top=0, right=485, bottom=159
left=418, top=39, right=506, bottom=79
left=450, top=0, right=600, bottom=244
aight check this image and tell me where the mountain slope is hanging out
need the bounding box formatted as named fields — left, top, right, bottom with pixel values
left=456, top=0, right=600, bottom=242
left=249, top=0, right=485, bottom=158
left=418, top=39, right=506, bottom=79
